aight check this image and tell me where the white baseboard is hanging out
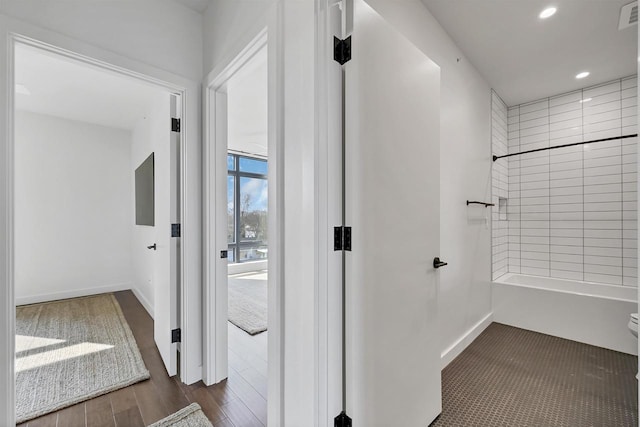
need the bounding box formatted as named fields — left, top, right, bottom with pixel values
left=131, top=287, right=154, bottom=319
left=441, top=312, right=493, bottom=369
left=15, top=282, right=134, bottom=306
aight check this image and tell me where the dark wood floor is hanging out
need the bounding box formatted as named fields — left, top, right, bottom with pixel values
left=17, top=290, right=268, bottom=427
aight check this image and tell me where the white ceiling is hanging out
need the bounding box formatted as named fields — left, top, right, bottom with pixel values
left=227, top=46, right=268, bottom=157
left=173, top=0, right=211, bottom=13
left=422, top=0, right=638, bottom=106
left=15, top=44, right=167, bottom=131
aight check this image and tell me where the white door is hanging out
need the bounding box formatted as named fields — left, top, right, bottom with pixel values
left=344, top=0, right=442, bottom=425
left=154, top=94, right=181, bottom=377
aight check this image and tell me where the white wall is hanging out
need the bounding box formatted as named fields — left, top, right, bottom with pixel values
left=227, top=45, right=268, bottom=157
left=0, top=13, right=12, bottom=423
left=366, top=0, right=494, bottom=365
left=0, top=0, right=203, bottom=81
left=204, top=0, right=276, bottom=76
left=14, top=111, right=134, bottom=304
left=131, top=93, right=171, bottom=317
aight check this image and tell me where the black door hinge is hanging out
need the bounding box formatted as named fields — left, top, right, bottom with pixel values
left=334, top=411, right=352, bottom=427
left=334, top=36, right=352, bottom=65
left=171, top=328, right=181, bottom=343
left=171, top=223, right=181, bottom=237
left=171, top=118, right=181, bottom=132
left=334, top=226, right=352, bottom=251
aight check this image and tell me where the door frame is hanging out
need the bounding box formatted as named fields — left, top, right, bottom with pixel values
left=0, top=20, right=202, bottom=425
left=203, top=26, right=285, bottom=424
left=315, top=0, right=346, bottom=425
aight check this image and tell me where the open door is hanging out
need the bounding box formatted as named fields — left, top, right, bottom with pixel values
left=343, top=0, right=442, bottom=425
left=154, top=94, right=181, bottom=377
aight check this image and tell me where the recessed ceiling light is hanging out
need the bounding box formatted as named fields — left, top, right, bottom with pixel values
left=15, top=84, right=30, bottom=96
left=580, top=98, right=592, bottom=103
left=539, top=7, right=557, bottom=19
left=575, top=71, right=590, bottom=79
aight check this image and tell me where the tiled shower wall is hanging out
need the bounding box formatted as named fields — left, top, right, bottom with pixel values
left=492, top=92, right=509, bottom=279
left=493, top=76, right=638, bottom=286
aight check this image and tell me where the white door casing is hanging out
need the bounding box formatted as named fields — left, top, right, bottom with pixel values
left=344, top=0, right=442, bottom=425
left=203, top=24, right=286, bottom=426
left=316, top=0, right=347, bottom=424
left=203, top=30, right=269, bottom=386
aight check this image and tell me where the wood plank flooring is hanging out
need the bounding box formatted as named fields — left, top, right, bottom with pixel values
left=16, top=290, right=268, bottom=427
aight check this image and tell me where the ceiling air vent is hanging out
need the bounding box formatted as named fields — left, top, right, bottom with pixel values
left=619, top=1, right=638, bottom=30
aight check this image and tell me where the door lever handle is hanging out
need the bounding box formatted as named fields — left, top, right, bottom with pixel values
left=147, top=244, right=157, bottom=250
left=433, top=257, right=447, bottom=269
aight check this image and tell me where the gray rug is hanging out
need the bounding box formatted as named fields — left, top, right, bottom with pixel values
left=15, top=293, right=150, bottom=423
left=228, top=272, right=268, bottom=335
left=149, top=403, right=213, bottom=427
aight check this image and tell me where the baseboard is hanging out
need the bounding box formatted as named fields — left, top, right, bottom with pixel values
left=131, top=287, right=154, bottom=319
left=15, top=282, right=134, bottom=306
left=228, top=260, right=268, bottom=275
left=441, top=312, right=493, bottom=369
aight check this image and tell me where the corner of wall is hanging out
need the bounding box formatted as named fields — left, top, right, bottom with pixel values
left=491, top=91, right=509, bottom=280
left=131, top=286, right=154, bottom=319
left=14, top=282, right=135, bottom=306
left=441, top=312, right=493, bottom=369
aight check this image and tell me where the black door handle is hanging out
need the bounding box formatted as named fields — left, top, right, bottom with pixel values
left=433, top=257, right=447, bottom=269
left=147, top=244, right=157, bottom=250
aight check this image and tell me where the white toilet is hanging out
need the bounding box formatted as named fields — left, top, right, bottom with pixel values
left=628, top=313, right=638, bottom=338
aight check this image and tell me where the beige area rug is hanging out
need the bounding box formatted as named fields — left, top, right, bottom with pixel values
left=149, top=403, right=213, bottom=427
left=228, top=271, right=268, bottom=335
left=15, top=293, right=150, bottom=423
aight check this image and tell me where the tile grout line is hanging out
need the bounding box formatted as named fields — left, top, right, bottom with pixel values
left=618, top=79, right=627, bottom=283
left=582, top=87, right=585, bottom=281
left=619, top=79, right=624, bottom=286
left=519, top=104, right=522, bottom=274
left=547, top=96, right=551, bottom=277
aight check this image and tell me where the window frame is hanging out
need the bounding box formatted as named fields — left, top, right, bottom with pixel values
left=227, top=153, right=268, bottom=263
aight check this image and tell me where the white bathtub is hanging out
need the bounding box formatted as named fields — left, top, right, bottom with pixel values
left=492, top=273, right=638, bottom=355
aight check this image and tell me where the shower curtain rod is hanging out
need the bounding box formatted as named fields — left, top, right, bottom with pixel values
left=492, top=134, right=638, bottom=162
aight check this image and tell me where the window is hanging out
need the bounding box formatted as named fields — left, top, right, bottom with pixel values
left=227, top=153, right=268, bottom=263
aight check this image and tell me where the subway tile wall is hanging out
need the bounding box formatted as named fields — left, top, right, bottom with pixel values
left=492, top=91, right=509, bottom=279
left=498, top=76, right=638, bottom=286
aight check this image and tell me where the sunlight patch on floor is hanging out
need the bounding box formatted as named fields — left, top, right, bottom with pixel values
left=15, top=334, right=66, bottom=353
left=16, top=341, right=114, bottom=373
